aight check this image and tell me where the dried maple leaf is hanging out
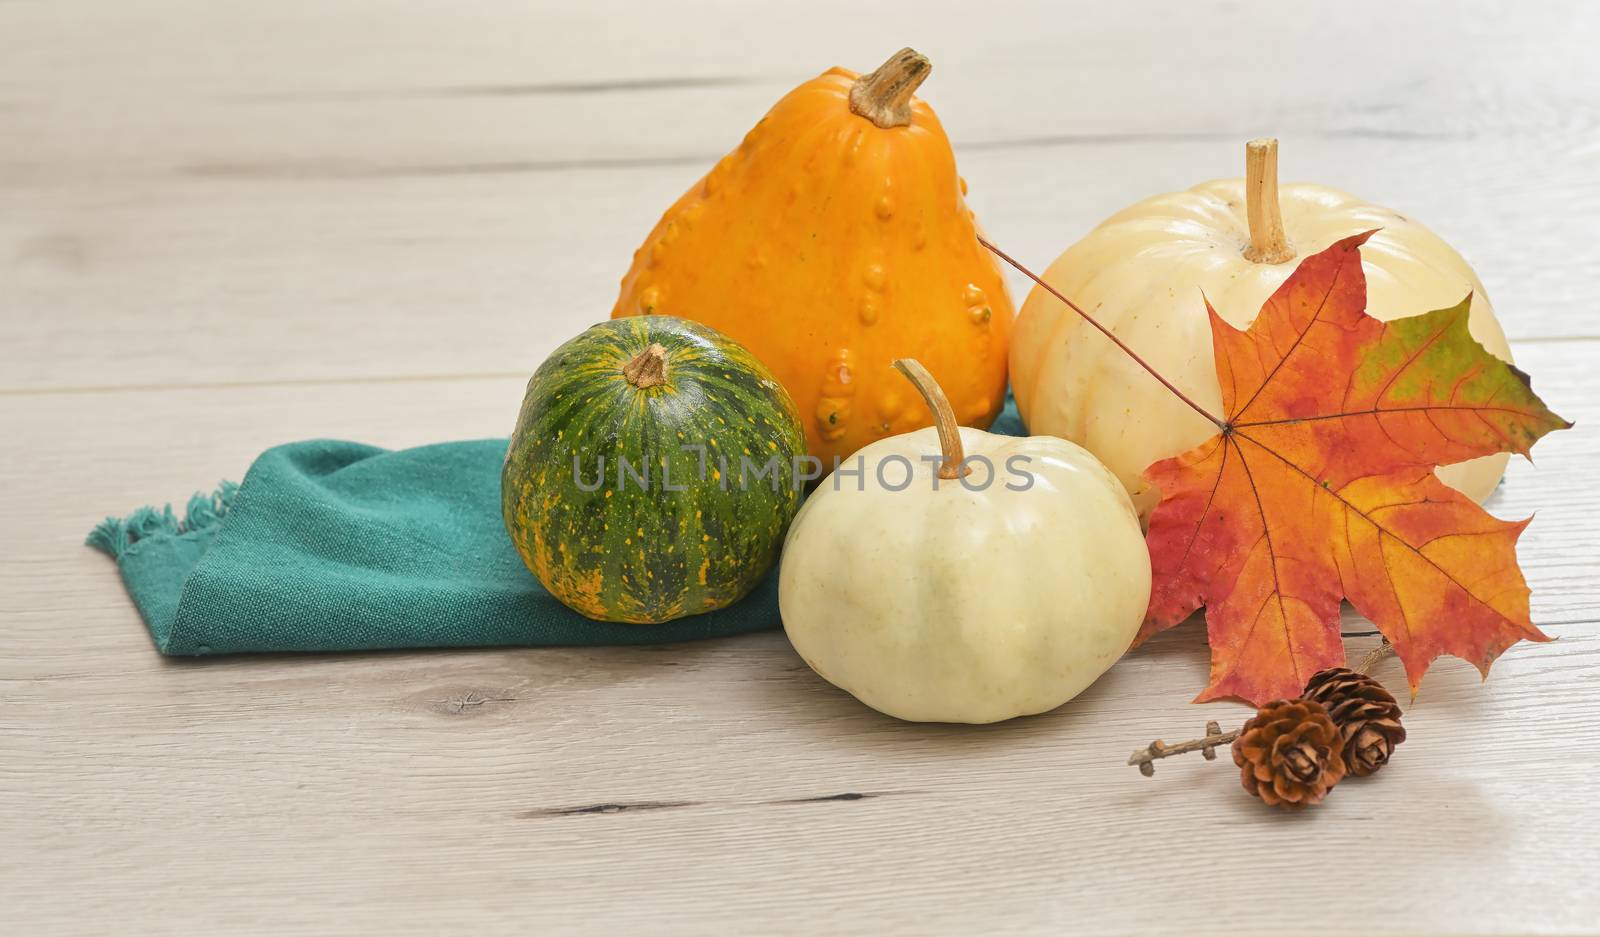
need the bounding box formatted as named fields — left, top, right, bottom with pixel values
left=1140, top=232, right=1570, bottom=704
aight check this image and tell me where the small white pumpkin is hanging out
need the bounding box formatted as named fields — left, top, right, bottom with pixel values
left=779, top=360, right=1150, bottom=724
left=1010, top=139, right=1514, bottom=518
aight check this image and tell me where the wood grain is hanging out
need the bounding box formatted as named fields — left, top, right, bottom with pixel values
left=5, top=3, right=1599, bottom=393
left=2, top=2, right=1599, bottom=935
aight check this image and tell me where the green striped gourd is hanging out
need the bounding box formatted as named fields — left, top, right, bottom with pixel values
left=503, top=316, right=806, bottom=623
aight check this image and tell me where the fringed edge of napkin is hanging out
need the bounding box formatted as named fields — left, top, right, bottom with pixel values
left=87, top=481, right=240, bottom=560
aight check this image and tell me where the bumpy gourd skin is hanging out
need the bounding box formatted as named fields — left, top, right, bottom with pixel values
left=611, top=66, right=1013, bottom=465
left=503, top=316, right=806, bottom=624
left=1011, top=180, right=1515, bottom=518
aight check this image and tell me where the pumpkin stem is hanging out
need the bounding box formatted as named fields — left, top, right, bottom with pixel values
left=623, top=343, right=668, bottom=388
left=848, top=48, right=931, bottom=129
left=1242, top=138, right=1296, bottom=264
left=892, top=358, right=969, bottom=480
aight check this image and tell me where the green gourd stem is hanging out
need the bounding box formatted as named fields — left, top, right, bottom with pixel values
left=892, top=358, right=968, bottom=480
left=623, top=343, right=668, bottom=388
left=848, top=48, right=931, bottom=129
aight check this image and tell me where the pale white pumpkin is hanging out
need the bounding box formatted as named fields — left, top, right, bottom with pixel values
left=779, top=360, right=1150, bottom=724
left=1010, top=139, right=1513, bottom=518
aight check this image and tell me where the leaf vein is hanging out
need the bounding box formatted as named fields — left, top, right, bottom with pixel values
left=1234, top=432, right=1522, bottom=628
left=1233, top=260, right=1345, bottom=421
left=1232, top=440, right=1297, bottom=679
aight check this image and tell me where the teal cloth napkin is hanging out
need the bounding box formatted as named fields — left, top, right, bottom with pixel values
left=88, top=398, right=1025, bottom=655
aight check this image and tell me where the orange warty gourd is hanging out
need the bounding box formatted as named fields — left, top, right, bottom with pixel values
left=611, top=48, right=1013, bottom=465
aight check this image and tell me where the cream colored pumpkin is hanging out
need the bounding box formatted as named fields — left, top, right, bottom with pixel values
left=1010, top=139, right=1513, bottom=518
left=779, top=360, right=1150, bottom=724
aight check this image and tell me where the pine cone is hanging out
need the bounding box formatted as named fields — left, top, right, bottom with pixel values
left=1231, top=699, right=1346, bottom=809
left=1303, top=667, right=1406, bottom=777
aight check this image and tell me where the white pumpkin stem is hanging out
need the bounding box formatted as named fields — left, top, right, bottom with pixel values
left=892, top=358, right=969, bottom=480
left=849, top=48, right=931, bottom=129
left=623, top=343, right=668, bottom=388
left=1242, top=138, right=1296, bottom=265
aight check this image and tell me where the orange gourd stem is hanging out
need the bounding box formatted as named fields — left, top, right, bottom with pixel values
left=893, top=359, right=968, bottom=480
left=848, top=48, right=931, bottom=129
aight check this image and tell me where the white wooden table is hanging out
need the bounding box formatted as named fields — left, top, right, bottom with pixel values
left=4, top=3, right=1598, bottom=934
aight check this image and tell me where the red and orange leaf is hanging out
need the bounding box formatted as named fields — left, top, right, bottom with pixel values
left=1141, top=232, right=1570, bottom=704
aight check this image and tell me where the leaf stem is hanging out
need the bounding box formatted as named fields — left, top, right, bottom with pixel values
left=978, top=235, right=1227, bottom=431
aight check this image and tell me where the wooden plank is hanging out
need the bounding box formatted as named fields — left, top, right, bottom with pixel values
left=1, top=342, right=1595, bottom=934
left=5, top=2, right=1599, bottom=933
left=5, top=1, right=1599, bottom=393
left=6, top=135, right=1597, bottom=395
left=3, top=1, right=1596, bottom=172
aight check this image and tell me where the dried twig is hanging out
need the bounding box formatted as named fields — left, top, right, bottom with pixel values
left=1127, top=721, right=1237, bottom=777
left=1126, top=638, right=1395, bottom=777
left=1356, top=638, right=1395, bottom=676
